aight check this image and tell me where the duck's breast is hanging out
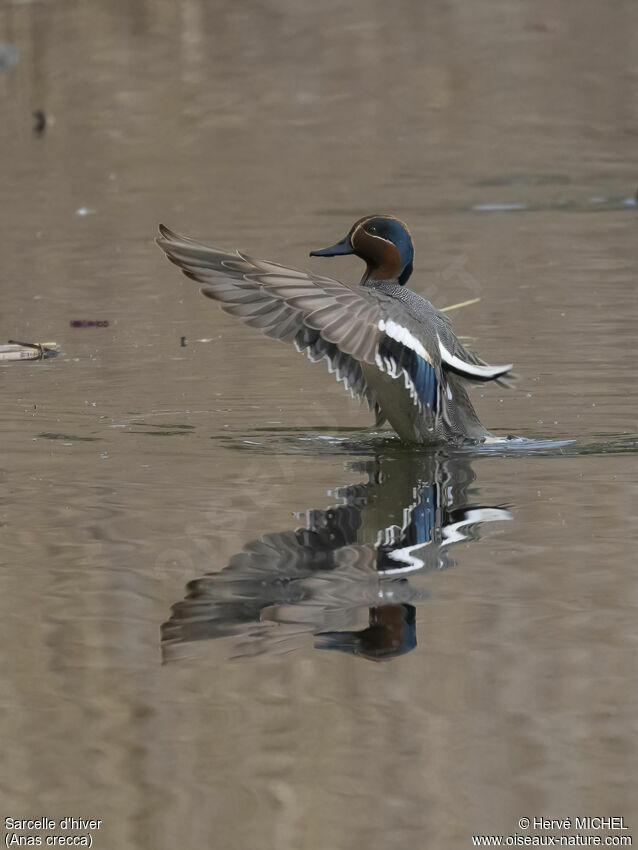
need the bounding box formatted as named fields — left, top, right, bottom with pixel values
left=361, top=363, right=440, bottom=444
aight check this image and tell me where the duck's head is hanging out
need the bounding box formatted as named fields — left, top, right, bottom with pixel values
left=310, top=215, right=414, bottom=285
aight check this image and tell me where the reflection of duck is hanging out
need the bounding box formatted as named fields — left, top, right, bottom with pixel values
left=161, top=452, right=511, bottom=662
left=156, top=216, right=513, bottom=444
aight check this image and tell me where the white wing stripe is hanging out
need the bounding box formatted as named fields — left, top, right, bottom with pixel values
left=378, top=319, right=432, bottom=363
left=436, top=334, right=512, bottom=379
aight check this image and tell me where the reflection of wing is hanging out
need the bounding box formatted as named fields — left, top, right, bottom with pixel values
left=441, top=507, right=512, bottom=546
left=161, top=503, right=370, bottom=656
left=378, top=483, right=512, bottom=574
left=162, top=535, right=423, bottom=660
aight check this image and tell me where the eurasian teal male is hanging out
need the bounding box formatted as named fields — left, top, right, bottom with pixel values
left=156, top=215, right=513, bottom=445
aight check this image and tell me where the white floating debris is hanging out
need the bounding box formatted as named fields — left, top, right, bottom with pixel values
left=0, top=340, right=59, bottom=361
left=472, top=203, right=527, bottom=212
left=0, top=43, right=19, bottom=70
left=75, top=207, right=96, bottom=216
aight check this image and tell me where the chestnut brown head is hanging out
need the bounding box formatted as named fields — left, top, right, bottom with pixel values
left=310, top=215, right=414, bottom=285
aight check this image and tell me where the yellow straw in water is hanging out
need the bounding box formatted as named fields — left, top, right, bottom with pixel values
left=439, top=297, right=481, bottom=313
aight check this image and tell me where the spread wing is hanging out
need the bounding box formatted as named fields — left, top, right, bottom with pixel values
left=157, top=225, right=383, bottom=415
left=156, top=225, right=442, bottom=420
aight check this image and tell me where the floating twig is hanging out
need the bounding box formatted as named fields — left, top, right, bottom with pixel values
left=440, top=297, right=481, bottom=313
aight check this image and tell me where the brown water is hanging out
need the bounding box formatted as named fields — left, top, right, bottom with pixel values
left=1, top=1, right=638, bottom=847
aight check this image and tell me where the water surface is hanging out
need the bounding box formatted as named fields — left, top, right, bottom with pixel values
left=1, top=1, right=638, bottom=847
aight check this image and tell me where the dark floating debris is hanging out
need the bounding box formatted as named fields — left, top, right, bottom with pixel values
left=180, top=336, right=187, bottom=347
left=70, top=319, right=109, bottom=328
left=0, top=340, right=59, bottom=362
left=33, top=109, right=47, bottom=134
left=36, top=433, right=99, bottom=442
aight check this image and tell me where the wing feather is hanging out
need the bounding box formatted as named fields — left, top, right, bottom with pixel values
left=437, top=333, right=512, bottom=381
left=432, top=311, right=513, bottom=384
left=157, top=225, right=386, bottom=411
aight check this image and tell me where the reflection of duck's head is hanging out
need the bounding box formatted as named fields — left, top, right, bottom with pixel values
left=315, top=604, right=416, bottom=661
left=310, top=215, right=415, bottom=285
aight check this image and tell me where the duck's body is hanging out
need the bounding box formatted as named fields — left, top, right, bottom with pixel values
left=357, top=279, right=489, bottom=443
left=156, top=215, right=513, bottom=445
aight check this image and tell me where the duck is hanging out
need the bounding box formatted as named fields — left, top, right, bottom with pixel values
left=156, top=214, right=513, bottom=445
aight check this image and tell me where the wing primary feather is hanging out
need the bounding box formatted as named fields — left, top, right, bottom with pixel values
left=157, top=225, right=387, bottom=414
